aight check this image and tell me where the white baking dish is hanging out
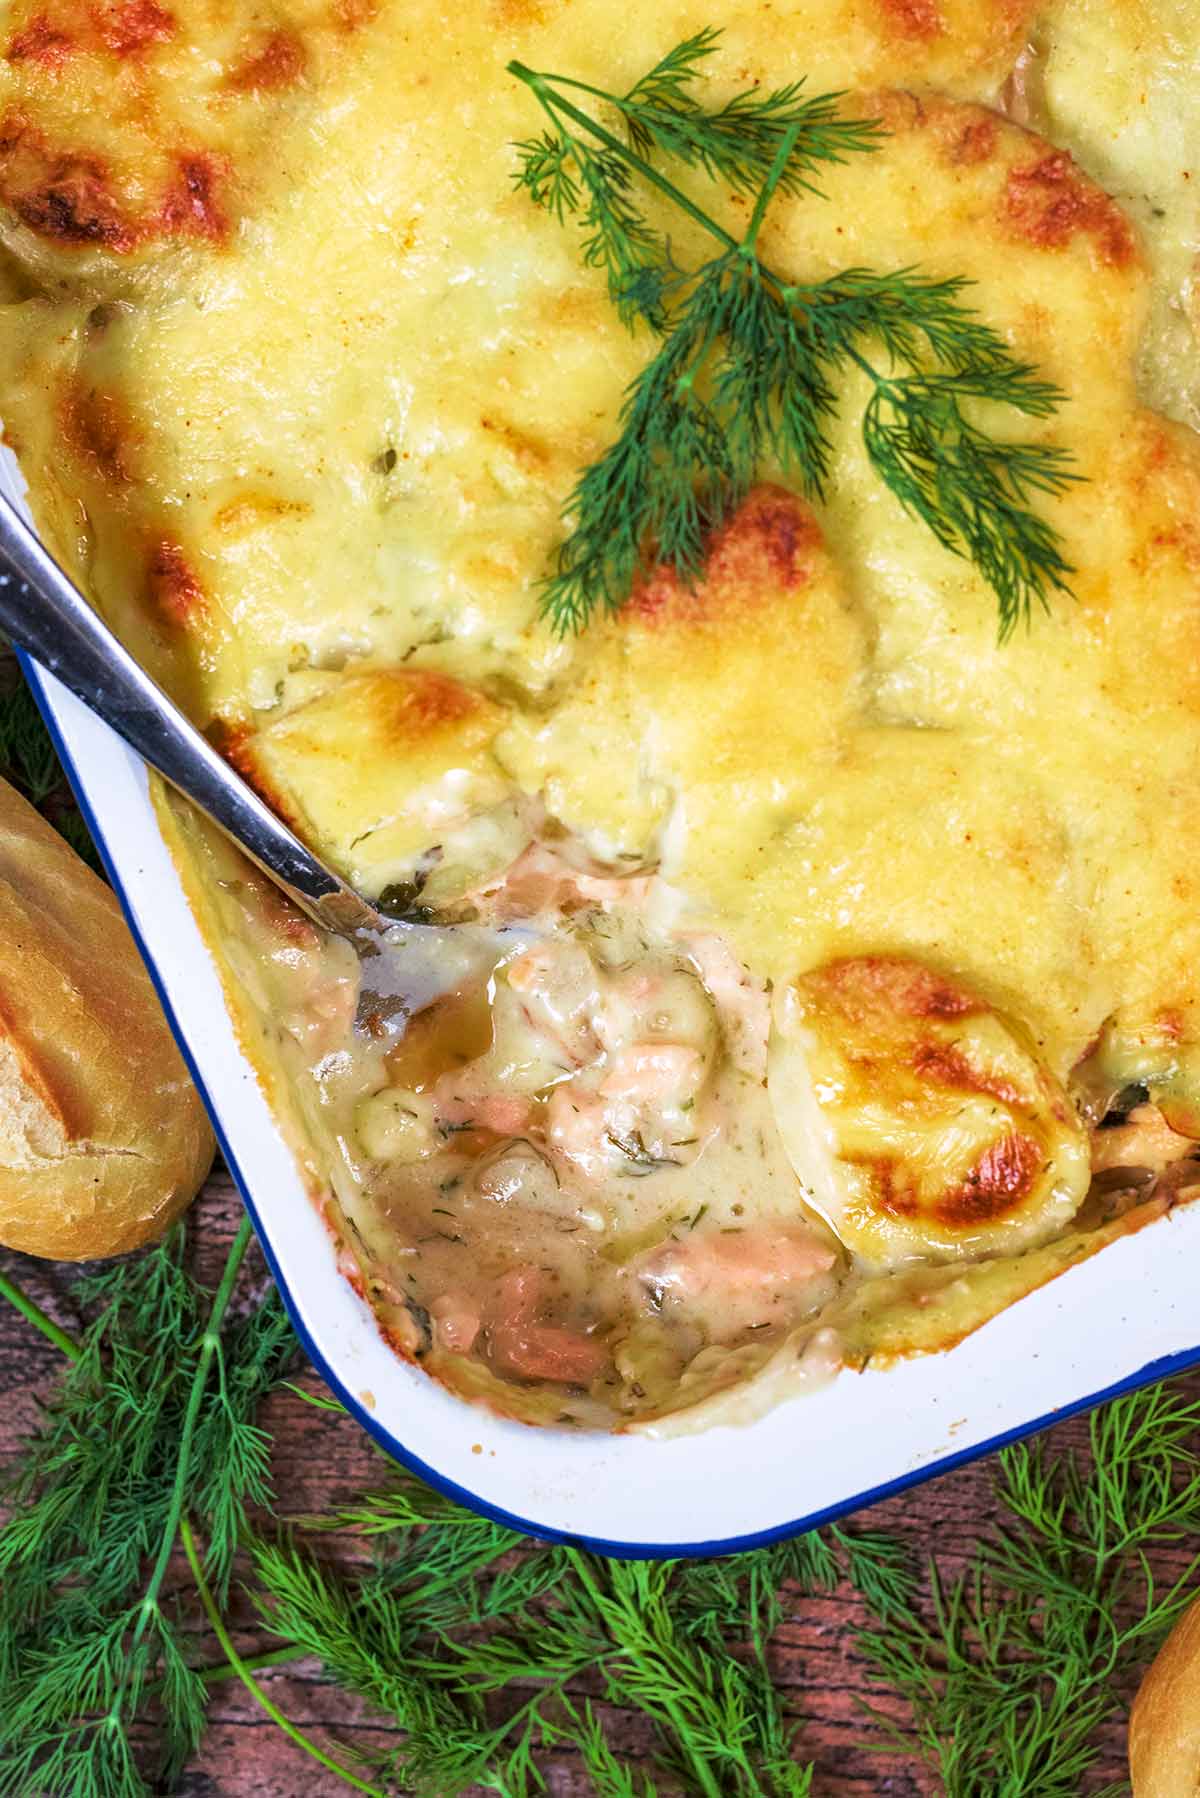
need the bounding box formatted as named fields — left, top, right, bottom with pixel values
left=5, top=444, right=1199, bottom=1557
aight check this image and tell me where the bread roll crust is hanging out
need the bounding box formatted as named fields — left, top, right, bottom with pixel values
left=1130, top=1595, right=1200, bottom=1796
left=0, top=775, right=213, bottom=1258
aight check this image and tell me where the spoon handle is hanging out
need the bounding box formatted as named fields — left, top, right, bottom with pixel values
left=0, top=491, right=381, bottom=937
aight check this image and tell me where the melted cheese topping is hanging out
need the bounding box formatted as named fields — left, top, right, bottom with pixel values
left=768, top=955, right=1090, bottom=1265
left=1, top=0, right=1199, bottom=1426
left=1032, top=0, right=1200, bottom=428
left=231, top=667, right=511, bottom=894
left=0, top=0, right=1034, bottom=716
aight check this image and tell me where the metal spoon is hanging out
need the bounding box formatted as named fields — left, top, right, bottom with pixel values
left=0, top=490, right=388, bottom=939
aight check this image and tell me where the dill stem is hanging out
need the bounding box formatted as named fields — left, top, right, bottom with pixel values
left=281, top=1379, right=345, bottom=1413
left=0, top=1268, right=80, bottom=1361
left=507, top=61, right=740, bottom=253
left=563, top=1551, right=726, bottom=1798
left=741, top=122, right=802, bottom=251
left=129, top=1215, right=255, bottom=1657
left=180, top=1519, right=386, bottom=1798
left=200, top=1644, right=308, bottom=1686
left=843, top=340, right=889, bottom=395
left=508, top=67, right=818, bottom=315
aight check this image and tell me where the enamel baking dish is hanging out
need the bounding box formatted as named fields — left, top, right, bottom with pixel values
left=6, top=442, right=1200, bottom=1558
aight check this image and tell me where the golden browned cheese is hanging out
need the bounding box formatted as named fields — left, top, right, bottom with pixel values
left=0, top=0, right=1198, bottom=1400
left=229, top=668, right=511, bottom=893
left=768, top=955, right=1090, bottom=1265
left=1031, top=0, right=1200, bottom=428
left=0, top=0, right=358, bottom=273
left=0, top=0, right=1038, bottom=717
left=498, top=485, right=867, bottom=857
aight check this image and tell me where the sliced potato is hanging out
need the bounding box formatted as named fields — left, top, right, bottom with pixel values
left=230, top=666, right=515, bottom=898
left=768, top=955, right=1091, bottom=1268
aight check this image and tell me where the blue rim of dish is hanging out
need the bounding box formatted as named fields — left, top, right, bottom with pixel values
left=19, top=647, right=1200, bottom=1559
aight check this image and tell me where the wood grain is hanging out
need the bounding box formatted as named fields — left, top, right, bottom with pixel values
left=2, top=1169, right=1194, bottom=1797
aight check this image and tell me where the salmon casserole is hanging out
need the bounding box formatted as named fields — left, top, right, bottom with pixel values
left=0, top=0, right=1198, bottom=1428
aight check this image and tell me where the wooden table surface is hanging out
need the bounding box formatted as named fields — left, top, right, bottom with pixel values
left=2, top=1168, right=1187, bottom=1797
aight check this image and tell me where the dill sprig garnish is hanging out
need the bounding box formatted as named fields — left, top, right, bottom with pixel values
left=618, top=29, right=881, bottom=200
left=858, top=1381, right=1200, bottom=1795
left=509, top=33, right=1081, bottom=639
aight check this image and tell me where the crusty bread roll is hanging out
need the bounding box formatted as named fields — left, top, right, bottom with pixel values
left=0, top=775, right=213, bottom=1258
left=1130, top=1595, right=1200, bottom=1795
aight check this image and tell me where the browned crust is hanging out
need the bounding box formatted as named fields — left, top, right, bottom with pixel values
left=219, top=722, right=315, bottom=843
left=0, top=775, right=212, bottom=1259
left=629, top=486, right=824, bottom=626
left=852, top=1131, right=1042, bottom=1226
left=912, top=1040, right=1024, bottom=1107
left=936, top=1131, right=1042, bottom=1226
left=6, top=14, right=75, bottom=66
left=851, top=88, right=1140, bottom=272
left=1002, top=149, right=1137, bottom=266
left=934, top=108, right=998, bottom=165
left=145, top=537, right=206, bottom=625
left=331, top=0, right=377, bottom=27
left=7, top=0, right=174, bottom=65
left=0, top=990, right=73, bottom=1133
left=1, top=114, right=138, bottom=248
left=157, top=150, right=229, bottom=241
left=59, top=378, right=139, bottom=485
left=875, top=0, right=943, bottom=41
left=0, top=112, right=230, bottom=249
left=225, top=27, right=307, bottom=93
left=817, top=955, right=983, bottom=1025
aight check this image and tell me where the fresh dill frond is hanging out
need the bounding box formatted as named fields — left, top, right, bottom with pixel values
left=857, top=1381, right=1200, bottom=1796
left=616, top=28, right=882, bottom=199
left=545, top=304, right=735, bottom=629
left=860, top=372, right=1079, bottom=640
left=304, top=1468, right=502, bottom=1532
left=180, top=1518, right=385, bottom=1798
left=0, top=1607, right=206, bottom=1798
left=251, top=1532, right=425, bottom=1717
left=619, top=24, right=722, bottom=111
left=511, top=30, right=876, bottom=334
left=0, top=1223, right=296, bottom=1796
left=190, top=1284, right=296, bottom=1601
left=558, top=1552, right=803, bottom=1797
left=14, top=1215, right=1194, bottom=1796
left=0, top=655, right=101, bottom=867
left=545, top=1698, right=661, bottom=1796
left=509, top=35, right=1080, bottom=638
left=794, top=267, right=1024, bottom=374
left=514, top=129, right=673, bottom=330
left=826, top=1522, right=916, bottom=1621
left=252, top=1529, right=497, bottom=1794
left=12, top=1242, right=865, bottom=1797
left=252, top=1462, right=915, bottom=1797
left=0, top=668, right=61, bottom=803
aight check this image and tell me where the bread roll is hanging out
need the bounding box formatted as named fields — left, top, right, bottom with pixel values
left=1130, top=1595, right=1200, bottom=1795
left=0, top=775, right=213, bottom=1258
